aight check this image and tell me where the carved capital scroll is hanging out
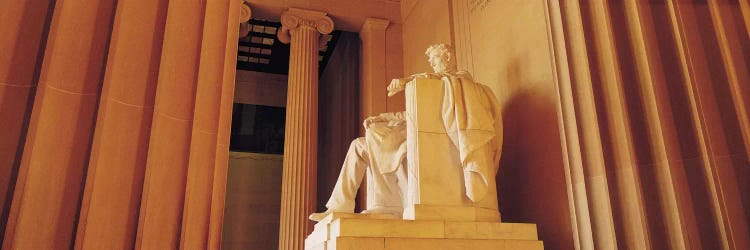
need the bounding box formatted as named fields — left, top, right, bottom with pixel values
left=239, top=0, right=251, bottom=23
left=239, top=1, right=252, bottom=38
left=277, top=8, right=334, bottom=45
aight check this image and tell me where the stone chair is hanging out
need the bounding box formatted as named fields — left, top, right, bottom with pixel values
left=402, top=78, right=501, bottom=222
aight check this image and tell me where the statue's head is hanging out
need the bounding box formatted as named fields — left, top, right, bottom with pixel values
left=425, top=43, right=457, bottom=74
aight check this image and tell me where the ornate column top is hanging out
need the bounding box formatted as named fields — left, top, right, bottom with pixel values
left=239, top=1, right=252, bottom=38
left=277, top=8, right=334, bottom=44
left=239, top=0, right=251, bottom=23
left=361, top=17, right=390, bottom=32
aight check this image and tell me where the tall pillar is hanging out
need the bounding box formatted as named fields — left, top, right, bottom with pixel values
left=276, top=8, right=333, bottom=250
left=2, top=0, right=115, bottom=248
left=546, top=1, right=594, bottom=248
left=621, top=1, right=698, bottom=248
left=134, top=0, right=206, bottom=248
left=179, top=0, right=236, bottom=248
left=586, top=1, right=650, bottom=248
left=73, top=0, right=168, bottom=249
left=667, top=1, right=750, bottom=248
left=0, top=0, right=53, bottom=239
left=559, top=1, right=618, bottom=249
left=207, top=1, right=243, bottom=249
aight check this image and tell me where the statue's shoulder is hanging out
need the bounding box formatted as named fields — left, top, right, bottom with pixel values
left=454, top=71, right=496, bottom=96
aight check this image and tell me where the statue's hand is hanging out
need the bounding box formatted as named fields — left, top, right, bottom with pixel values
left=387, top=78, right=406, bottom=97
left=363, top=116, right=387, bottom=129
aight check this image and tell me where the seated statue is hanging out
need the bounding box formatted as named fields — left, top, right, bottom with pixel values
left=310, top=43, right=502, bottom=222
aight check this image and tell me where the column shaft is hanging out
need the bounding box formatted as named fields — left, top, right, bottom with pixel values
left=741, top=0, right=750, bottom=36
left=707, top=1, right=750, bottom=245
left=559, top=1, right=618, bottom=248
left=73, top=0, right=168, bottom=249
left=2, top=0, right=115, bottom=248
left=135, top=0, right=205, bottom=248
left=545, top=1, right=594, bottom=248
left=208, top=0, right=242, bottom=248
left=280, top=26, right=320, bottom=250
left=277, top=9, right=333, bottom=250
left=0, top=0, right=53, bottom=240
left=708, top=0, right=750, bottom=160
left=622, top=1, right=698, bottom=248
left=586, top=1, right=650, bottom=248
left=667, top=1, right=750, bottom=248
left=180, top=0, right=232, bottom=247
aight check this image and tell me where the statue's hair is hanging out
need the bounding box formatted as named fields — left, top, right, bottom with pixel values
left=425, top=43, right=456, bottom=69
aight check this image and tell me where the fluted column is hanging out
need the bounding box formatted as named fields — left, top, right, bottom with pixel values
left=667, top=1, right=750, bottom=248
left=276, top=8, right=333, bottom=250
left=546, top=1, right=594, bottom=248
left=621, top=1, right=700, bottom=248
left=2, top=0, right=115, bottom=248
left=0, top=0, right=53, bottom=239
left=742, top=0, right=750, bottom=35
left=73, top=0, right=168, bottom=249
left=207, top=1, right=243, bottom=249
left=559, top=1, right=618, bottom=249
left=180, top=0, right=240, bottom=248
left=586, top=1, right=650, bottom=248
left=134, top=0, right=206, bottom=248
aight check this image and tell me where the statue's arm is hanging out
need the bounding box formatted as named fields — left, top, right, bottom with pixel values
left=362, top=111, right=406, bottom=129
left=378, top=111, right=406, bottom=121
left=386, top=73, right=439, bottom=97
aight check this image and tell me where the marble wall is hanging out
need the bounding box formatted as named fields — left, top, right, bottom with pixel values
left=223, top=152, right=283, bottom=250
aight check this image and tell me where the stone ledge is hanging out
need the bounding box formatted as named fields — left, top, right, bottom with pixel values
left=306, top=213, right=401, bottom=247
left=329, top=237, right=544, bottom=250
left=330, top=218, right=446, bottom=239
left=305, top=213, right=542, bottom=250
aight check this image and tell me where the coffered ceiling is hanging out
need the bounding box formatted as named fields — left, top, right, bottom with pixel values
left=237, top=19, right=341, bottom=75
left=246, top=0, right=402, bottom=31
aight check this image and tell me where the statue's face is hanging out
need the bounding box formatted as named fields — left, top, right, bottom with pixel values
left=428, top=50, right=449, bottom=73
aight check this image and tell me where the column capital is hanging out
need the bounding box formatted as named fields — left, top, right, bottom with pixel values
left=277, top=8, right=334, bottom=44
left=361, top=17, right=390, bottom=32
left=239, top=1, right=252, bottom=38
left=239, top=0, right=251, bottom=23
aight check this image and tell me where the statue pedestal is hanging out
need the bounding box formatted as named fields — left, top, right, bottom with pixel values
left=305, top=213, right=543, bottom=250
left=304, top=79, right=543, bottom=249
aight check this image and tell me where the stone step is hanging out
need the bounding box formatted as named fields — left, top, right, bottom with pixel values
left=329, top=218, right=539, bottom=241
left=328, top=237, right=544, bottom=250
left=307, top=213, right=402, bottom=247
left=305, top=213, right=542, bottom=250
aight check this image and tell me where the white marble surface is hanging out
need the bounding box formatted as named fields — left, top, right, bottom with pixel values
left=312, top=44, right=503, bottom=223
left=305, top=213, right=542, bottom=250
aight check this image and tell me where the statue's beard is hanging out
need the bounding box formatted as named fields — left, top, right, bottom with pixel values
left=432, top=64, right=448, bottom=73
left=432, top=64, right=455, bottom=74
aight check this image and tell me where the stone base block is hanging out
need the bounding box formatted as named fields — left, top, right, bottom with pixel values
left=305, top=213, right=543, bottom=250
left=404, top=204, right=501, bottom=222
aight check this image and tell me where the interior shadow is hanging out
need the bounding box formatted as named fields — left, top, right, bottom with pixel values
left=496, top=62, right=574, bottom=250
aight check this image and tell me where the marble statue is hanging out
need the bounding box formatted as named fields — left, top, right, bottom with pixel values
left=309, top=43, right=502, bottom=222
